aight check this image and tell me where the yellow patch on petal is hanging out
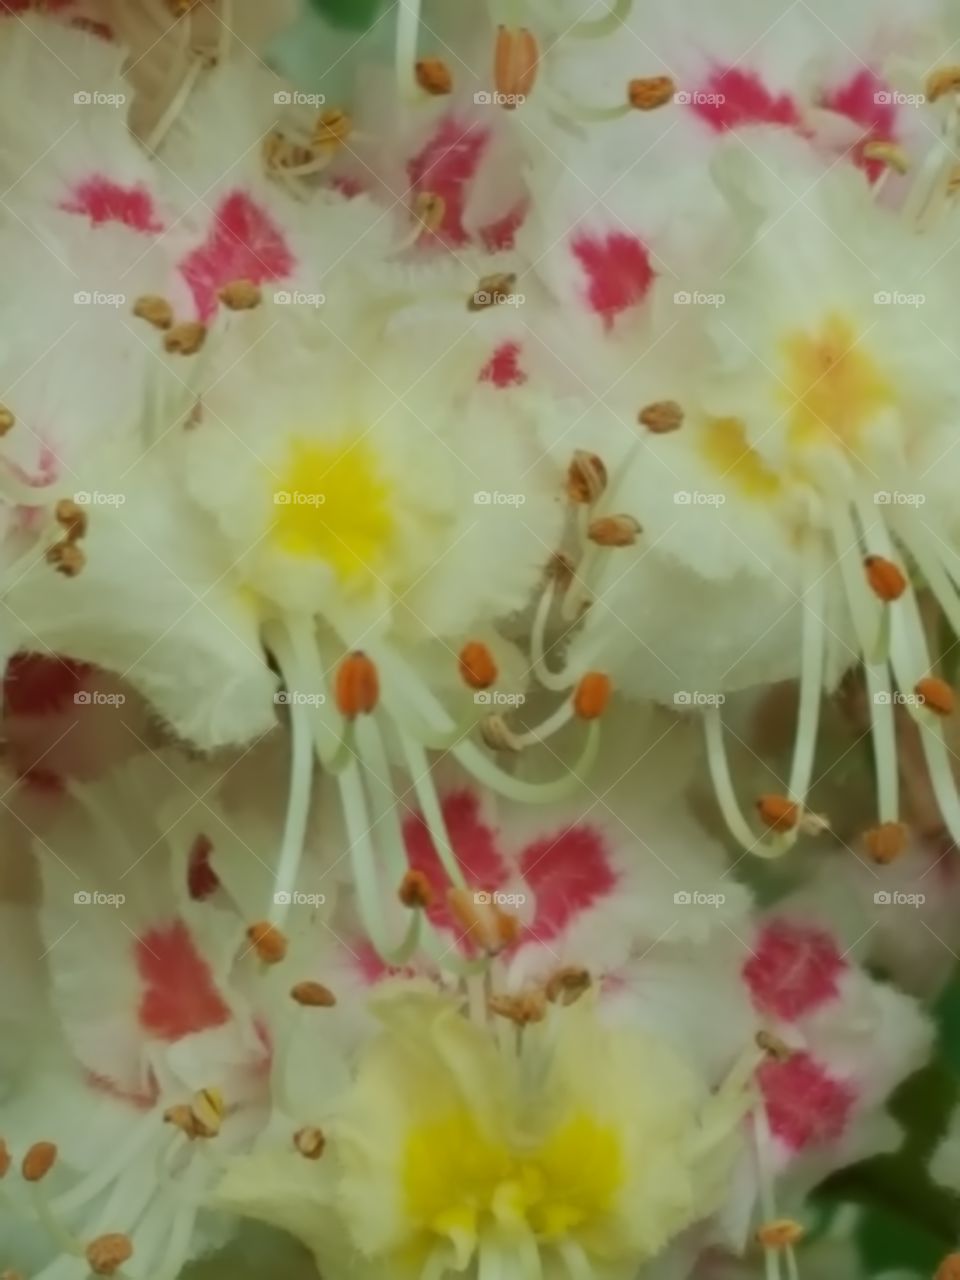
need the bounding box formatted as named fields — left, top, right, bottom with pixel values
left=780, top=313, right=896, bottom=449
left=527, top=1112, right=623, bottom=1239
left=271, top=437, right=394, bottom=585
left=700, top=417, right=781, bottom=500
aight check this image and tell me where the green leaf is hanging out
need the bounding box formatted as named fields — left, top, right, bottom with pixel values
left=307, top=0, right=386, bottom=30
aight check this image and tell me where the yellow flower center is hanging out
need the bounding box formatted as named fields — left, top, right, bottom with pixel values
left=271, top=437, right=394, bottom=587
left=700, top=416, right=781, bottom=500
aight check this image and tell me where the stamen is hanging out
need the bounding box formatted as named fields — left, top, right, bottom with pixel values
left=756, top=1030, right=792, bottom=1061
left=628, top=75, right=676, bottom=111
left=247, top=920, right=289, bottom=965
left=545, top=967, right=591, bottom=1005
left=22, top=1142, right=57, bottom=1182
left=915, top=676, right=955, bottom=717
left=190, top=1087, right=225, bottom=1139
left=926, top=67, right=960, bottom=102
left=55, top=499, right=88, bottom=544
left=45, top=541, right=86, bottom=577
left=294, top=1127, right=326, bottom=1159
left=862, top=141, right=910, bottom=175
left=566, top=451, right=608, bottom=505
left=864, top=554, right=906, bottom=602
left=413, top=192, right=446, bottom=234
left=415, top=57, right=453, bottom=96
left=756, top=795, right=799, bottom=833
left=290, top=980, right=336, bottom=1007
left=399, top=869, right=435, bottom=909
left=573, top=672, right=612, bottom=720
left=488, top=991, right=546, bottom=1025
left=144, top=52, right=206, bottom=154
left=458, top=641, right=498, bottom=690
left=863, top=821, right=908, bottom=864
left=756, top=1220, right=805, bottom=1248
left=164, top=322, right=207, bottom=356
left=335, top=652, right=379, bottom=719
left=448, top=888, right=519, bottom=954
left=86, top=1233, right=134, bottom=1276
left=133, top=295, right=174, bottom=331
left=395, top=0, right=424, bottom=100
left=468, top=272, right=518, bottom=311
left=218, top=279, right=262, bottom=311
left=639, top=399, right=683, bottom=433
left=494, top=25, right=539, bottom=107
left=312, top=108, right=352, bottom=152
left=586, top=514, right=641, bottom=546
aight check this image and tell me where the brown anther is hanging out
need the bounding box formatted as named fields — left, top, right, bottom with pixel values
left=447, top=887, right=520, bottom=953
left=22, top=1141, right=57, bottom=1182
left=218, top=279, right=262, bottom=311
left=0, top=406, right=14, bottom=436
left=628, top=75, right=676, bottom=111
left=164, top=322, right=206, bottom=356
left=468, top=271, right=518, bottom=311
left=545, top=967, right=592, bottom=1006
left=566, top=450, right=608, bottom=505
left=294, top=1126, right=326, bottom=1159
left=488, top=991, right=546, bottom=1026
left=398, top=868, right=435, bottom=910
left=313, top=108, right=352, bottom=149
left=915, top=676, right=955, bottom=716
left=190, top=1087, right=225, bottom=1138
left=864, top=821, right=908, bottom=865
left=413, top=191, right=446, bottom=233
left=163, top=1104, right=198, bottom=1137
left=756, top=794, right=800, bottom=833
left=46, top=541, right=86, bottom=578
left=415, top=57, right=453, bottom=96
left=479, top=715, right=521, bottom=753
left=334, top=651, right=379, bottom=719
left=247, top=920, right=289, bottom=965
left=756, top=1219, right=805, bottom=1249
left=263, top=131, right=314, bottom=172
left=639, top=399, right=684, bottom=433
left=0, top=1138, right=10, bottom=1178
left=756, top=1030, right=792, bottom=1061
left=936, top=1253, right=960, bottom=1280
left=587, top=514, right=642, bottom=548
left=459, top=641, right=498, bottom=690
left=132, top=294, right=174, bottom=331
left=862, top=140, right=910, bottom=175
left=927, top=67, right=960, bottom=102
left=85, top=1233, right=134, bottom=1277
left=494, top=25, right=539, bottom=106
left=573, top=672, right=612, bottom=721
left=291, top=980, right=337, bottom=1007
left=864, top=554, right=906, bottom=603
left=55, top=499, right=88, bottom=543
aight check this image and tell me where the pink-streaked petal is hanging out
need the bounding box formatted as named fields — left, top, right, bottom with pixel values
left=60, top=177, right=164, bottom=234
left=743, top=919, right=846, bottom=1021
left=407, top=117, right=488, bottom=248
left=480, top=203, right=525, bottom=252
left=136, top=920, right=231, bottom=1041
left=187, top=833, right=221, bottom=901
left=759, top=1052, right=856, bottom=1150
left=519, top=823, right=618, bottom=942
left=690, top=68, right=802, bottom=133
left=4, top=653, right=90, bottom=716
left=179, top=189, right=296, bottom=322
left=480, top=341, right=526, bottom=388
left=86, top=1068, right=159, bottom=1111
left=570, top=232, right=655, bottom=324
left=821, top=70, right=897, bottom=182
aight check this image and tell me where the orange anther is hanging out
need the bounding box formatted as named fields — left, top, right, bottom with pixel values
left=22, top=1141, right=57, bottom=1182
left=415, top=57, right=453, bottom=95
left=916, top=677, right=955, bottom=716
left=398, top=869, right=434, bottom=910
left=86, top=1234, right=134, bottom=1277
left=573, top=672, right=612, bottom=720
left=494, top=25, right=539, bottom=105
left=459, top=641, right=498, bottom=690
left=864, top=821, right=908, bottom=864
left=639, top=400, right=684, bottom=433
left=294, top=1126, right=326, bottom=1159
left=566, top=450, right=607, bottom=504
left=247, top=920, right=288, bottom=965
left=756, top=794, right=800, bottom=833
left=628, top=75, right=676, bottom=110
left=756, top=1219, right=804, bottom=1248
left=291, top=980, right=337, bottom=1008
left=335, top=652, right=379, bottom=719
left=864, top=555, right=906, bottom=602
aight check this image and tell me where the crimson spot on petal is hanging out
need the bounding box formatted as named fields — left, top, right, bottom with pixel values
left=759, top=1052, right=856, bottom=1150
left=4, top=653, right=91, bottom=717
left=821, top=71, right=898, bottom=183
left=689, top=68, right=801, bottom=133
left=136, top=920, right=231, bottom=1040
left=520, top=823, right=617, bottom=942
left=61, top=177, right=164, bottom=235
left=480, top=342, right=526, bottom=388
left=743, top=919, right=846, bottom=1020
left=571, top=233, right=654, bottom=323
left=187, top=834, right=220, bottom=901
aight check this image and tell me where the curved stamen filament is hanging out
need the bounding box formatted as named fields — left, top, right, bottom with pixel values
left=702, top=708, right=793, bottom=860
left=395, top=0, right=423, bottom=101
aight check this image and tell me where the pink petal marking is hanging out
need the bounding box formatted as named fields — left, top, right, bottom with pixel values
left=689, top=68, right=802, bottom=133
left=743, top=919, right=846, bottom=1021
left=4, top=653, right=90, bottom=716
left=179, top=190, right=296, bottom=322
left=86, top=1068, right=159, bottom=1111
left=519, top=822, right=617, bottom=942
left=60, top=177, right=164, bottom=235
left=758, top=1052, right=856, bottom=1150
left=571, top=233, right=654, bottom=324
left=187, top=834, right=220, bottom=901
left=136, top=920, right=231, bottom=1041
left=821, top=70, right=897, bottom=182
left=480, top=341, right=526, bottom=388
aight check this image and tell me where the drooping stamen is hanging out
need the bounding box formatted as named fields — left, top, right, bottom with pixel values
left=494, top=25, right=539, bottom=107
left=756, top=1220, right=805, bottom=1249
left=915, top=676, right=955, bottom=717
left=268, top=651, right=316, bottom=928
left=862, top=140, right=910, bottom=176
left=703, top=709, right=793, bottom=860
left=22, top=1142, right=57, bottom=1182
left=863, top=821, right=908, bottom=864
left=545, top=967, right=591, bottom=1005
left=864, top=554, right=906, bottom=603
left=926, top=66, right=960, bottom=103
left=144, top=51, right=207, bottom=154
left=488, top=990, right=546, bottom=1025
left=468, top=272, right=519, bottom=311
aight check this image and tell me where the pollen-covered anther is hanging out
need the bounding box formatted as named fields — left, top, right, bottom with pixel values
left=756, top=794, right=800, bottom=833
left=587, top=514, right=642, bottom=547
left=468, top=271, right=518, bottom=311
left=415, top=57, right=453, bottom=95
left=566, top=450, right=608, bottom=505
left=219, top=279, right=262, bottom=311
left=190, top=1087, right=225, bottom=1139
left=85, top=1233, right=134, bottom=1276
left=398, top=868, right=435, bottom=910
left=132, top=294, right=174, bottom=331
left=927, top=67, right=960, bottom=102
left=494, top=25, right=539, bottom=105
left=915, top=677, right=955, bottom=716
left=0, top=406, right=15, bottom=436
left=628, top=75, right=677, bottom=110
left=334, top=652, right=379, bottom=719
left=22, top=1142, right=57, bottom=1182
left=489, top=991, right=547, bottom=1026
left=263, top=131, right=314, bottom=173
left=413, top=191, right=446, bottom=233
left=55, top=499, right=88, bottom=544
left=447, top=887, right=520, bottom=953
left=247, top=920, right=289, bottom=965
left=573, top=672, right=612, bottom=721
left=46, top=541, right=86, bottom=578
left=459, top=641, right=498, bottom=690
left=163, top=1104, right=199, bottom=1138
left=294, top=1127, right=326, bottom=1159
left=862, top=140, right=910, bottom=175
left=864, top=821, right=908, bottom=864
left=164, top=322, right=207, bottom=356
left=936, top=1253, right=960, bottom=1280
left=864, top=554, right=907, bottom=602
left=480, top=714, right=522, bottom=753
left=639, top=399, right=684, bottom=433
left=756, top=1219, right=805, bottom=1249
left=756, top=1029, right=792, bottom=1062
left=291, top=980, right=337, bottom=1007
left=312, top=108, right=352, bottom=150
left=545, top=966, right=592, bottom=1005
